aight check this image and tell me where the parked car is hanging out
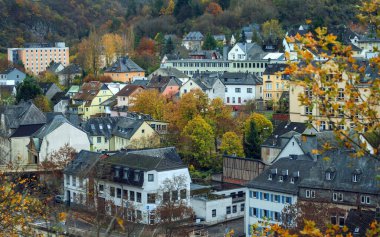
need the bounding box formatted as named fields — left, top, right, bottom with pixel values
left=54, top=195, right=64, bottom=203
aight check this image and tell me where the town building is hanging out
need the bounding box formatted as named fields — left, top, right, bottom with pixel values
left=93, top=147, right=191, bottom=224
left=262, top=63, right=290, bottom=102
left=8, top=42, right=69, bottom=75
left=147, top=67, right=189, bottom=84
left=57, top=64, right=82, bottom=86
left=38, top=82, right=62, bottom=100
left=104, top=57, right=145, bottom=83
left=115, top=85, right=144, bottom=108
left=182, top=32, right=204, bottom=51
left=0, top=68, right=26, bottom=85
left=228, top=43, right=265, bottom=61
left=146, top=75, right=182, bottom=98
left=179, top=72, right=225, bottom=100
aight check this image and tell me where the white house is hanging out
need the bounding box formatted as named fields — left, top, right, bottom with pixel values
left=221, top=72, right=263, bottom=106
left=245, top=157, right=314, bottom=236
left=0, top=68, right=26, bottom=85
left=228, top=43, right=264, bottom=61
left=28, top=115, right=90, bottom=164
left=64, top=150, right=102, bottom=206
left=191, top=185, right=246, bottom=224
left=182, top=32, right=204, bottom=51
left=180, top=74, right=225, bottom=100
left=94, top=147, right=191, bottom=224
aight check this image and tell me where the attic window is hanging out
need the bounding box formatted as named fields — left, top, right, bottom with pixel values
left=114, top=166, right=120, bottom=178
left=90, top=124, right=95, bottom=130
left=290, top=177, right=295, bottom=184
left=123, top=168, right=129, bottom=179
left=134, top=171, right=140, bottom=182
left=268, top=174, right=272, bottom=180
left=325, top=167, right=336, bottom=181
left=107, top=124, right=111, bottom=130
left=279, top=176, right=284, bottom=182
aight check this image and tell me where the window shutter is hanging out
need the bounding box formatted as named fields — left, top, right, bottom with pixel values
left=281, top=196, right=285, bottom=203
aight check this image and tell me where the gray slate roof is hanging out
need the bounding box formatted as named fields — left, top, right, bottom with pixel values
left=246, top=156, right=315, bottom=195
left=184, top=32, right=204, bottom=41
left=113, top=118, right=145, bottom=140
left=102, top=148, right=185, bottom=172
left=82, top=117, right=123, bottom=139
left=105, top=57, right=144, bottom=73
left=64, top=150, right=102, bottom=176
left=147, top=68, right=189, bottom=80
left=220, top=72, right=262, bottom=85
left=0, top=101, right=46, bottom=132
left=58, top=64, right=82, bottom=75
left=299, top=150, right=380, bottom=194
left=262, top=122, right=311, bottom=148
left=32, top=115, right=71, bottom=139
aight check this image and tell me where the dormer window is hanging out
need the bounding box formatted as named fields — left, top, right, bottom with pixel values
left=123, top=168, right=129, bottom=179
left=134, top=171, right=140, bottom=182
left=352, top=169, right=362, bottom=183
left=290, top=177, right=295, bottom=184
left=279, top=176, right=284, bottom=182
left=268, top=174, right=272, bottom=180
left=114, top=166, right=120, bottom=178
left=325, top=167, right=336, bottom=181
left=326, top=172, right=332, bottom=180
left=352, top=174, right=358, bottom=183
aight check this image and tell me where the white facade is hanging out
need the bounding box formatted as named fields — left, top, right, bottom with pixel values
left=98, top=168, right=191, bottom=224
left=228, top=44, right=248, bottom=61
left=64, top=174, right=89, bottom=205
left=245, top=189, right=296, bottom=236
left=224, top=84, right=261, bottom=105
left=37, top=123, right=90, bottom=162
left=180, top=78, right=225, bottom=101
left=53, top=99, right=69, bottom=114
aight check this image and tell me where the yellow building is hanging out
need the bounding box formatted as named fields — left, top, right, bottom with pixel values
left=104, top=56, right=145, bottom=83
left=8, top=42, right=69, bottom=75
left=72, top=81, right=114, bottom=120
left=289, top=60, right=377, bottom=131
left=262, top=63, right=290, bottom=102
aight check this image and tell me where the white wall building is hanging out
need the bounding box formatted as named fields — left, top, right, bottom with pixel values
left=180, top=75, right=225, bottom=101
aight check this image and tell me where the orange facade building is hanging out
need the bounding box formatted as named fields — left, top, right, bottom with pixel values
left=8, top=42, right=69, bottom=75
left=104, top=57, right=145, bottom=83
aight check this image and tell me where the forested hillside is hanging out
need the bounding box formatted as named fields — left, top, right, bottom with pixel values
left=0, top=0, right=360, bottom=51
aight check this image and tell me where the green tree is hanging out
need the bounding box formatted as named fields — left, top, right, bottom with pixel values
left=262, top=19, right=284, bottom=42
left=33, top=95, right=52, bottom=112
left=181, top=115, right=214, bottom=167
left=244, top=113, right=273, bottom=143
left=243, top=120, right=261, bottom=159
left=202, top=32, right=217, bottom=50
left=164, top=37, right=175, bottom=55
left=220, top=132, right=244, bottom=157
left=240, top=30, right=247, bottom=43
left=16, top=76, right=42, bottom=103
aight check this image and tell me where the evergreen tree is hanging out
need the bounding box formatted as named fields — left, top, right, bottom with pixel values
left=240, top=30, right=247, bottom=43
left=164, top=37, right=175, bottom=54
left=243, top=120, right=261, bottom=159
left=16, top=76, right=42, bottom=103
left=202, top=33, right=217, bottom=50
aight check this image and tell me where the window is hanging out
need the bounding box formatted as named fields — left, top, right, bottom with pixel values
left=352, top=174, right=358, bottom=183
left=247, top=88, right=253, bottom=93
left=274, top=195, right=280, bottom=203
left=333, top=192, right=343, bottom=202
left=305, top=106, right=312, bottom=115
left=320, top=121, right=326, bottom=131
left=72, top=176, right=76, bottom=186
left=338, top=88, right=344, bottom=101
left=163, top=192, right=170, bottom=202
left=232, top=205, right=237, bottom=213
left=65, top=175, right=70, bottom=185
left=240, top=203, right=245, bottom=212
left=268, top=174, right=272, bottom=180
left=263, top=210, right=268, bottom=218
left=251, top=191, right=258, bottom=199
left=97, top=137, right=101, bottom=143
left=147, top=193, right=156, bottom=204
left=148, top=174, right=154, bottom=182
left=326, top=172, right=333, bottom=180
left=134, top=172, right=140, bottom=182
left=136, top=210, right=142, bottom=220
left=274, top=212, right=280, bottom=221
left=290, top=177, right=295, bottom=184
left=235, top=88, right=241, bottom=93
left=232, top=97, right=235, bottom=103
left=180, top=189, right=187, bottom=199
left=285, top=197, right=291, bottom=204
left=339, top=216, right=345, bottom=227
left=212, top=209, right=216, bottom=217
left=279, top=176, right=284, bottom=182
left=263, top=193, right=269, bottom=200
left=136, top=192, right=142, bottom=203
left=141, top=129, right=145, bottom=134
left=361, top=195, right=370, bottom=204
left=99, top=184, right=104, bottom=193
left=123, top=189, right=128, bottom=199
left=226, top=206, right=231, bottom=214
left=114, top=167, right=120, bottom=178
left=110, top=187, right=115, bottom=197
left=331, top=215, right=337, bottom=225
left=172, top=190, right=178, bottom=201
left=225, top=87, right=228, bottom=92
left=117, top=188, right=121, bottom=198
left=130, top=191, right=135, bottom=201
left=123, top=168, right=129, bottom=179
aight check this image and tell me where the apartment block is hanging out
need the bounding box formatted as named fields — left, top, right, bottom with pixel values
left=8, top=42, right=69, bottom=75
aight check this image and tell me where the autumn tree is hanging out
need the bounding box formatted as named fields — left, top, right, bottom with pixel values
left=16, top=76, right=42, bottom=102
left=262, top=19, right=285, bottom=42
left=220, top=131, right=244, bottom=157
left=160, top=0, right=175, bottom=15
left=77, top=30, right=102, bottom=76
left=102, top=33, right=124, bottom=66
left=38, top=71, right=65, bottom=90
left=181, top=115, right=214, bottom=166
left=202, top=32, right=217, bottom=50
left=205, top=2, right=223, bottom=16
left=244, top=113, right=273, bottom=143
left=33, top=94, right=52, bottom=112
left=0, top=173, right=45, bottom=236
left=130, top=89, right=167, bottom=120
left=156, top=174, right=194, bottom=237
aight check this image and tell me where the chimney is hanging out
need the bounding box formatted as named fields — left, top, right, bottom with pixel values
left=223, top=46, right=228, bottom=61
